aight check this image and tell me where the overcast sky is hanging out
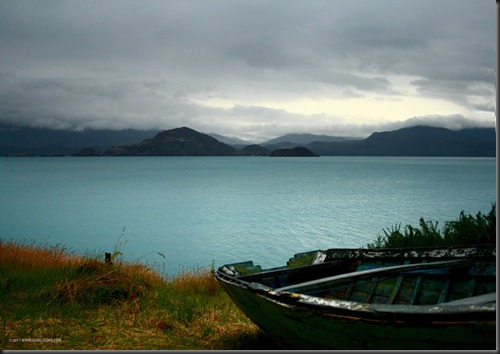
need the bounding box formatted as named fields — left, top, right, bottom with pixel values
left=0, top=0, right=496, bottom=142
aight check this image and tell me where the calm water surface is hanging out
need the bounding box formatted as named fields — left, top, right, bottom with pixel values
left=0, top=156, right=496, bottom=274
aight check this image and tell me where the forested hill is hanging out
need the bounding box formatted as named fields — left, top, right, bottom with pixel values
left=105, top=127, right=236, bottom=156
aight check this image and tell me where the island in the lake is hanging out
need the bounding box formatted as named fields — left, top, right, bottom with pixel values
left=270, top=147, right=319, bottom=157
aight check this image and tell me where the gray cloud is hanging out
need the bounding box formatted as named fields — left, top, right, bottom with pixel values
left=0, top=0, right=495, bottom=141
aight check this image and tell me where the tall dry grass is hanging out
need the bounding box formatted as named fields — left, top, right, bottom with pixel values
left=0, top=239, right=83, bottom=270
left=0, top=239, right=278, bottom=350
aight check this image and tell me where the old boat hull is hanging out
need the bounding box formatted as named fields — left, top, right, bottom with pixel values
left=218, top=278, right=495, bottom=350
left=216, top=245, right=496, bottom=350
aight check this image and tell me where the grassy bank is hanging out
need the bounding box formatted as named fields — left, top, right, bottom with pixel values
left=0, top=240, right=279, bottom=350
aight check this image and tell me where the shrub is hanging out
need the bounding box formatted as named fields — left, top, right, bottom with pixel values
left=442, top=205, right=496, bottom=245
left=367, top=204, right=496, bottom=249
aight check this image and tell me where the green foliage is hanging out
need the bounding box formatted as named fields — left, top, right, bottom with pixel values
left=367, top=204, right=496, bottom=249
left=442, top=205, right=496, bottom=245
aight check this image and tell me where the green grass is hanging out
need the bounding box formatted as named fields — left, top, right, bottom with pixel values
left=0, top=240, right=279, bottom=350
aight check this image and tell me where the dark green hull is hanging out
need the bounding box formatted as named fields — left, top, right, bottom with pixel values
left=216, top=245, right=496, bottom=350
left=219, top=279, right=495, bottom=350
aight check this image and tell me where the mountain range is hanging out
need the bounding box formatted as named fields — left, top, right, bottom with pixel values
left=308, top=126, right=496, bottom=156
left=0, top=123, right=496, bottom=157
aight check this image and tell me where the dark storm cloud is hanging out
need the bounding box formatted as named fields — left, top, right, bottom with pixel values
left=0, top=0, right=495, bottom=140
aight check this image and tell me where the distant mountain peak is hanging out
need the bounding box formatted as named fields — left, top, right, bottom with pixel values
left=152, top=127, right=217, bottom=142
left=208, top=133, right=252, bottom=146
left=163, top=126, right=197, bottom=135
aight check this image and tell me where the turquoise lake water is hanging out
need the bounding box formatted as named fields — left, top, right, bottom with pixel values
left=0, top=156, right=496, bottom=274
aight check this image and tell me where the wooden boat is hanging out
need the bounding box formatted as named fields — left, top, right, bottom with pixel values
left=215, top=245, right=496, bottom=350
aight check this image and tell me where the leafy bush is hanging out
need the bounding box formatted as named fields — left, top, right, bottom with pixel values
left=442, top=205, right=496, bottom=245
left=367, top=204, right=496, bottom=248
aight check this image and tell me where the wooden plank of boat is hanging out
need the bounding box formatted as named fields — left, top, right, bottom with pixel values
left=215, top=246, right=496, bottom=350
left=440, top=292, right=496, bottom=305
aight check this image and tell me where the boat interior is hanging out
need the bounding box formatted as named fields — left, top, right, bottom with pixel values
left=277, top=259, right=496, bottom=305
left=223, top=251, right=496, bottom=306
